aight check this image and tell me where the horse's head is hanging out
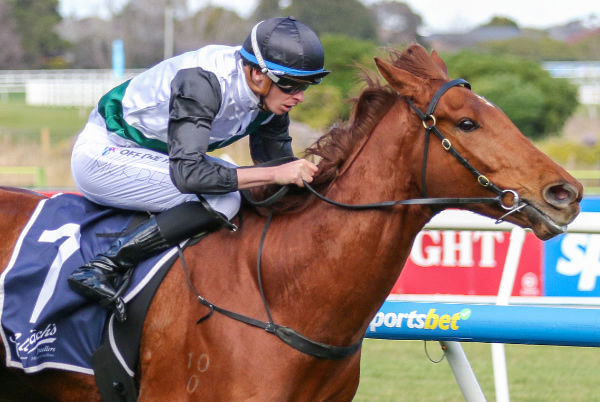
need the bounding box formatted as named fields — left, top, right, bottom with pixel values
left=374, top=44, right=582, bottom=240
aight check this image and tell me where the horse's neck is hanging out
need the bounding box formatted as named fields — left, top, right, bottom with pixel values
left=267, top=113, right=432, bottom=341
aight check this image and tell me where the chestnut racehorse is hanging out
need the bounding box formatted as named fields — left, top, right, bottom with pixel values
left=0, top=44, right=582, bottom=401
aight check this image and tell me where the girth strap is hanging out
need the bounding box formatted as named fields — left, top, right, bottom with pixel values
left=178, top=241, right=362, bottom=360
left=192, top=293, right=362, bottom=359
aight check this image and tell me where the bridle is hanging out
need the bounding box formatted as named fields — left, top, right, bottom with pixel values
left=184, top=78, right=529, bottom=361
left=406, top=79, right=528, bottom=220
left=303, top=78, right=528, bottom=223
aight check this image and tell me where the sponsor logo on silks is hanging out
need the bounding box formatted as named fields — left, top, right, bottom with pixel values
left=9, top=323, right=58, bottom=361
left=369, top=308, right=471, bottom=333
left=102, top=146, right=117, bottom=155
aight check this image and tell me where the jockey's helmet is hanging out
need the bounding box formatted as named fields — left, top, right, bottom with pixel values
left=240, top=17, right=330, bottom=92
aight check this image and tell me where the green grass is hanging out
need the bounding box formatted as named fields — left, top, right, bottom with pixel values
left=0, top=95, right=90, bottom=144
left=355, top=339, right=600, bottom=401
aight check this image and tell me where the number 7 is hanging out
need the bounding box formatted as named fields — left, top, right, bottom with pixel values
left=29, top=224, right=81, bottom=324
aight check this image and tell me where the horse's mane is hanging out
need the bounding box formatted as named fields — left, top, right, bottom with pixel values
left=304, top=77, right=396, bottom=190
left=245, top=45, right=446, bottom=214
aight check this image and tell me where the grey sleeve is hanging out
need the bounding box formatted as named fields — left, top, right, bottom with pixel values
left=168, top=68, right=239, bottom=194
left=249, top=112, right=294, bottom=163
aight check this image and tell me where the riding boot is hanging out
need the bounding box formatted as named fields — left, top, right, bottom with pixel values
left=67, top=216, right=169, bottom=321
left=68, top=200, right=228, bottom=321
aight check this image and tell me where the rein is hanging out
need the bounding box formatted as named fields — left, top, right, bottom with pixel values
left=183, top=78, right=528, bottom=361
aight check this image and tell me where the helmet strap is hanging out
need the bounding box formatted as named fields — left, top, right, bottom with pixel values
left=258, top=95, right=269, bottom=112
left=250, top=21, right=281, bottom=84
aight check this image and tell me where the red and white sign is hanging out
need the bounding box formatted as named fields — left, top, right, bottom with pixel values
left=391, top=230, right=543, bottom=296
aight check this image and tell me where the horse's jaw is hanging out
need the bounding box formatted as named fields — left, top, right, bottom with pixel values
left=520, top=203, right=578, bottom=240
left=479, top=194, right=580, bottom=240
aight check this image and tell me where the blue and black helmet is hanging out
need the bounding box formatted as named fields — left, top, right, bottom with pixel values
left=240, top=17, right=330, bottom=87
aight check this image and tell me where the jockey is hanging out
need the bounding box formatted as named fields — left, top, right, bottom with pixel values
left=68, top=16, right=329, bottom=321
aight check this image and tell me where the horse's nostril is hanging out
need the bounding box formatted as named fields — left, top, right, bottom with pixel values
left=552, top=186, right=571, bottom=201
left=544, top=183, right=577, bottom=206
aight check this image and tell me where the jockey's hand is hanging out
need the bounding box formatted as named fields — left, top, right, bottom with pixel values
left=236, top=158, right=318, bottom=189
left=273, top=159, right=318, bottom=187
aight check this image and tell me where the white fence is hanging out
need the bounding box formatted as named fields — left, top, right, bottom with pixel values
left=25, top=79, right=118, bottom=107
left=543, top=61, right=600, bottom=105
left=0, top=69, right=142, bottom=105
left=1, top=62, right=600, bottom=106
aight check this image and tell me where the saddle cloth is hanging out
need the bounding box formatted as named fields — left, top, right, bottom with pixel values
left=0, top=193, right=176, bottom=374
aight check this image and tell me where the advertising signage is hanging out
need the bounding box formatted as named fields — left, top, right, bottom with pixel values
left=391, top=230, right=542, bottom=296
left=391, top=197, right=600, bottom=298
left=544, top=197, right=600, bottom=297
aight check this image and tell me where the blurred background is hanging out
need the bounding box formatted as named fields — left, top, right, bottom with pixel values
left=0, top=0, right=599, bottom=192
left=1, top=2, right=600, bottom=400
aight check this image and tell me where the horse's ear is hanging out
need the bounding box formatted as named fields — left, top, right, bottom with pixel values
left=374, top=57, right=424, bottom=98
left=430, top=50, right=448, bottom=75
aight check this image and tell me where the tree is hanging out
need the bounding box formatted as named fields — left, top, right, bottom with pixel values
left=5, top=0, right=67, bottom=68
left=114, top=0, right=187, bottom=68
left=251, top=0, right=282, bottom=21
left=0, top=0, right=25, bottom=68
left=285, top=0, right=377, bottom=41
left=57, top=17, right=114, bottom=68
left=292, top=34, right=382, bottom=127
left=475, top=36, right=578, bottom=61
left=370, top=2, right=422, bottom=45
left=444, top=50, right=579, bottom=139
left=176, top=7, right=251, bottom=54
left=572, top=31, right=600, bottom=60
left=320, top=34, right=381, bottom=99
left=484, top=16, right=519, bottom=28
left=293, top=84, right=344, bottom=129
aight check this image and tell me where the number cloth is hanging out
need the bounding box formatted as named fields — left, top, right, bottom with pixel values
left=0, top=194, right=175, bottom=374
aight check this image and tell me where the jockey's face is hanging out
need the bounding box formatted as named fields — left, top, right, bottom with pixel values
left=263, top=83, right=305, bottom=115
left=246, top=66, right=306, bottom=115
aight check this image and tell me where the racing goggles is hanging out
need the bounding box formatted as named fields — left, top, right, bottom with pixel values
left=274, top=76, right=314, bottom=95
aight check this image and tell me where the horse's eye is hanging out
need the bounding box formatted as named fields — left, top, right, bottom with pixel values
left=457, top=119, right=479, bottom=132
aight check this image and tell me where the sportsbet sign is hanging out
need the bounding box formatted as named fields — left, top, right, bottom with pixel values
left=369, top=307, right=471, bottom=333
left=390, top=197, right=600, bottom=298
left=368, top=302, right=476, bottom=340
